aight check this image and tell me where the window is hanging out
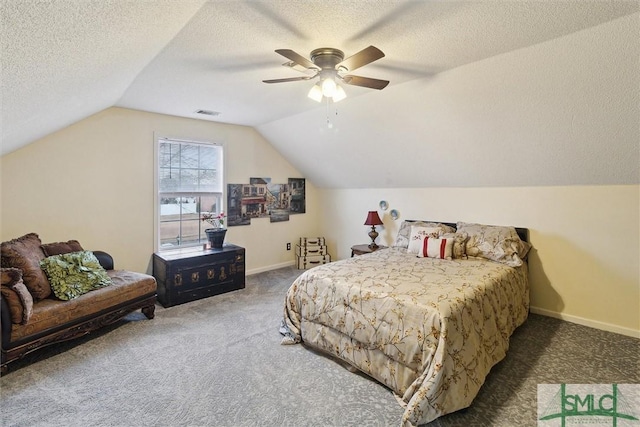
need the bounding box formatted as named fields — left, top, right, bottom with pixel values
left=156, top=137, right=224, bottom=249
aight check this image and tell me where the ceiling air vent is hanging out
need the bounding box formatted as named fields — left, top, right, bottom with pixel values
left=195, top=109, right=220, bottom=117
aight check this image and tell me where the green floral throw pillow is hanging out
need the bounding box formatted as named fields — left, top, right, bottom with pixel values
left=40, top=251, right=112, bottom=300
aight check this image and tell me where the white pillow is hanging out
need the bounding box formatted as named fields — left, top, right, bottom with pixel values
left=417, top=236, right=453, bottom=260
left=407, top=226, right=441, bottom=254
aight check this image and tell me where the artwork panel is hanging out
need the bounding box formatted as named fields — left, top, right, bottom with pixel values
left=288, top=178, right=306, bottom=214
left=243, top=181, right=269, bottom=219
left=227, top=184, right=251, bottom=227
left=270, top=209, right=290, bottom=223
left=250, top=177, right=271, bottom=185
left=267, top=183, right=290, bottom=212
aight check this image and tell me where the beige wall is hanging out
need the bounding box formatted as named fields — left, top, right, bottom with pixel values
left=0, top=107, right=321, bottom=275
left=317, top=186, right=639, bottom=337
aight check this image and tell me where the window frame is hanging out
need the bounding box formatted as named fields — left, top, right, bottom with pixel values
left=154, top=135, right=225, bottom=252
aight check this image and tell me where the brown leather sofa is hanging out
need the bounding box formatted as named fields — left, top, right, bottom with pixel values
left=1, top=233, right=157, bottom=374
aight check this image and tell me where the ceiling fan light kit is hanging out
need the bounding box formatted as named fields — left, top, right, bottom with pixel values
left=307, top=83, right=324, bottom=102
left=331, top=84, right=347, bottom=102
left=264, top=46, right=389, bottom=104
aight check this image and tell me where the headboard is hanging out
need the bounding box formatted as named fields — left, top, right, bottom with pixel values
left=405, top=220, right=529, bottom=243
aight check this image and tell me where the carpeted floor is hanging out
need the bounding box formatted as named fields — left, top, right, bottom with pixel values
left=1, top=266, right=638, bottom=426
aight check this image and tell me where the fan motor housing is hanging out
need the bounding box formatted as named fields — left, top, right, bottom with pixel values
left=310, top=48, right=344, bottom=70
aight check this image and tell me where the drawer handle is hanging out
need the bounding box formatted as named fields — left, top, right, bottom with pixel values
left=309, top=261, right=320, bottom=264
left=308, top=250, right=319, bottom=253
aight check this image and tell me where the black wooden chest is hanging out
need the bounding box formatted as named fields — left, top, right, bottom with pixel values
left=152, top=244, right=245, bottom=307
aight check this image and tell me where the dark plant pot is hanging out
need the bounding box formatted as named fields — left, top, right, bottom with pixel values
left=205, top=228, right=227, bottom=249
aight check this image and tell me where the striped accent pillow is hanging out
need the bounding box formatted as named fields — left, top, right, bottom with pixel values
left=407, top=226, right=442, bottom=254
left=417, top=236, right=453, bottom=260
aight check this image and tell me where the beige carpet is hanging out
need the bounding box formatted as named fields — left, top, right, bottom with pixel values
left=1, top=266, right=638, bottom=426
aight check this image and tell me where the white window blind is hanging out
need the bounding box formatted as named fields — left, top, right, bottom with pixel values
left=157, top=137, right=224, bottom=249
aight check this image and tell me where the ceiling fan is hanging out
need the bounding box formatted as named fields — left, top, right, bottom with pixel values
left=263, top=46, right=390, bottom=103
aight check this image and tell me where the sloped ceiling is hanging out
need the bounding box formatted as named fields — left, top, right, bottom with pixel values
left=1, top=0, right=208, bottom=154
left=1, top=1, right=638, bottom=187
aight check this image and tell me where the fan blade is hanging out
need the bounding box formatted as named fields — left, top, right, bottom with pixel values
left=336, top=46, right=385, bottom=72
left=263, top=76, right=315, bottom=84
left=282, top=60, right=317, bottom=74
left=342, top=75, right=389, bottom=90
left=275, top=49, right=319, bottom=70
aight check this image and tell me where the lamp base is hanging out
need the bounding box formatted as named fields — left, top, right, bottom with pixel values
left=368, top=227, right=379, bottom=249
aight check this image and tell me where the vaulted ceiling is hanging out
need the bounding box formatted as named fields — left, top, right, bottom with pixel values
left=2, top=1, right=638, bottom=187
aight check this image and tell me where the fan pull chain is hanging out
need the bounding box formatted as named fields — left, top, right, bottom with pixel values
left=326, top=97, right=333, bottom=129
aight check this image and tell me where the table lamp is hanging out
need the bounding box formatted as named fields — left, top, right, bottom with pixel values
left=364, top=211, right=384, bottom=249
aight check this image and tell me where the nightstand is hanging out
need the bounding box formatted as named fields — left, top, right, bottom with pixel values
left=351, top=244, right=387, bottom=257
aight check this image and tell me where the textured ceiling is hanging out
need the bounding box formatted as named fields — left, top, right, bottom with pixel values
left=1, top=1, right=638, bottom=187
left=118, top=0, right=637, bottom=126
left=1, top=0, right=207, bottom=154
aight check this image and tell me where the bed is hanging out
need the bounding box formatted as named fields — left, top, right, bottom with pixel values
left=280, top=221, right=531, bottom=426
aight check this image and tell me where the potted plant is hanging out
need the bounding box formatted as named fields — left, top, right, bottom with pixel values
left=202, top=212, right=226, bottom=248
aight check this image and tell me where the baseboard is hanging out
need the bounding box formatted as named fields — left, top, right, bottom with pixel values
left=246, top=260, right=296, bottom=276
left=530, top=306, right=640, bottom=339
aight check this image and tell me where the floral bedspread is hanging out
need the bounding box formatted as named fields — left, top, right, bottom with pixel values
left=281, top=247, right=529, bottom=426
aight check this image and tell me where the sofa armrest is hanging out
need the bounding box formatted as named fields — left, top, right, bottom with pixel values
left=92, top=251, right=114, bottom=270
left=1, top=293, right=12, bottom=352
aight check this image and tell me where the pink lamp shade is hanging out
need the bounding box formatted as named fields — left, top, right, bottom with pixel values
left=364, top=211, right=383, bottom=226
